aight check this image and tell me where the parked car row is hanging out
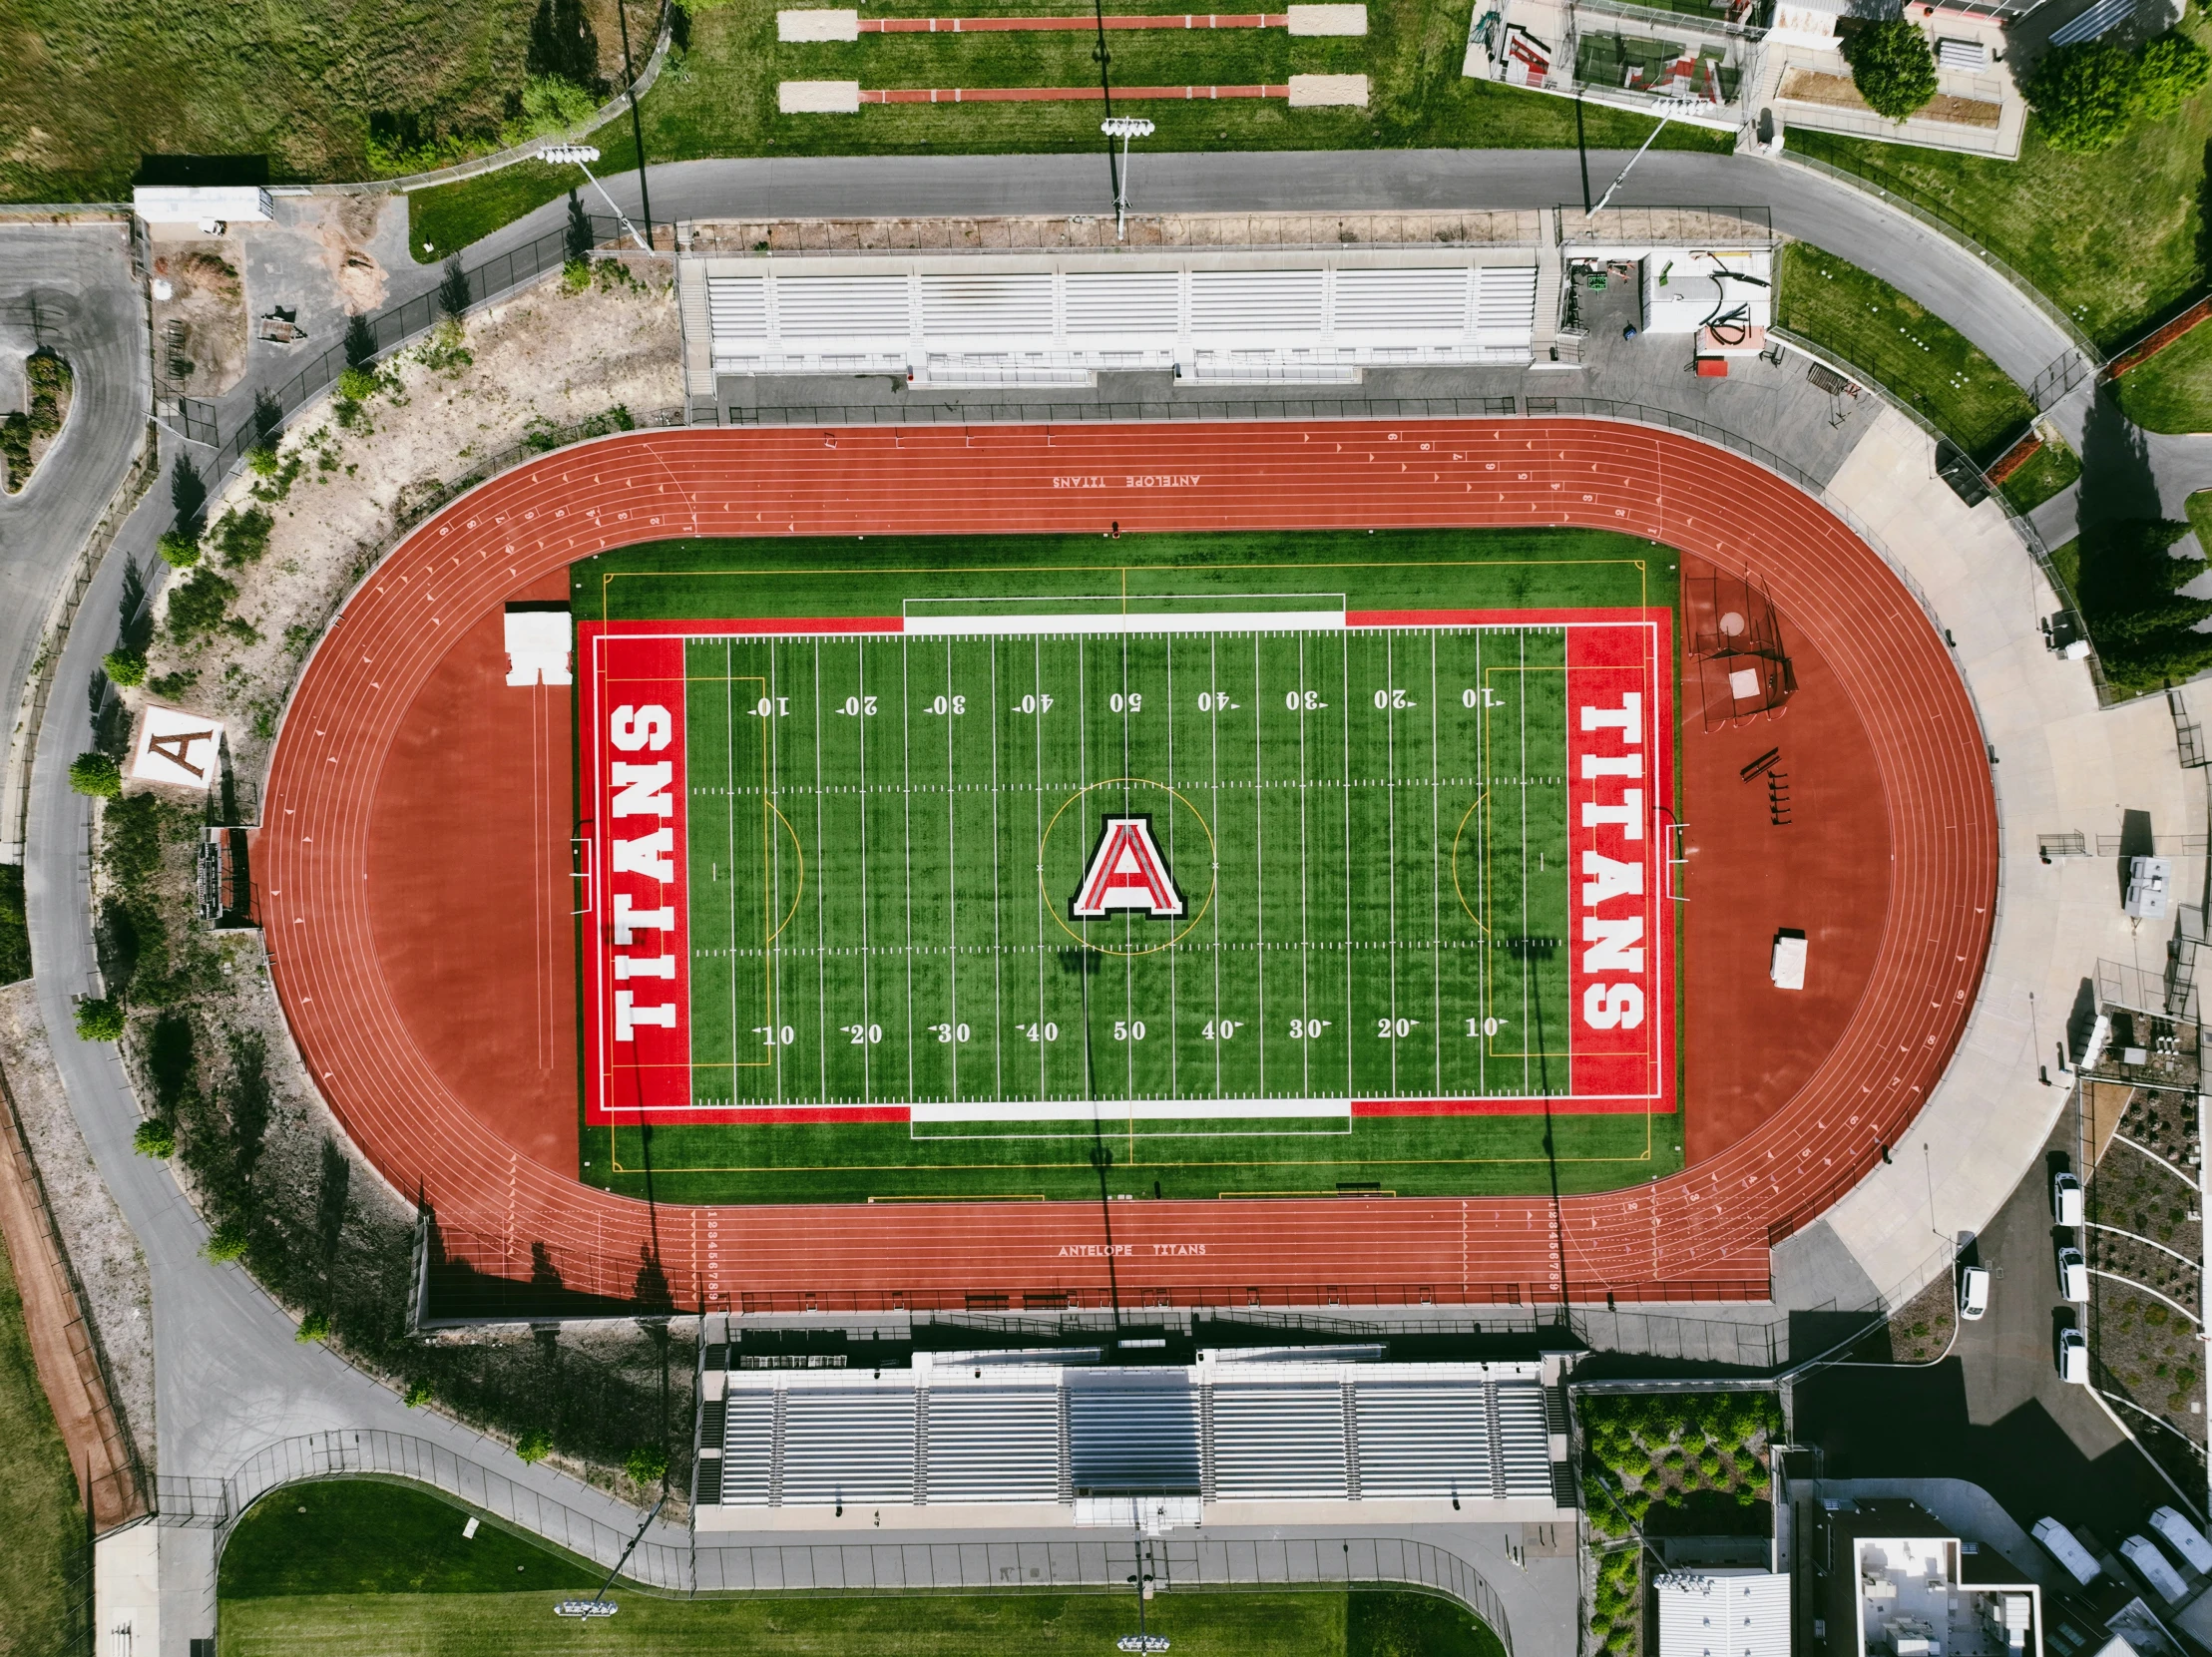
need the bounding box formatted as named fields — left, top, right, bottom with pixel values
left=2035, top=1509, right=2212, bottom=1607
left=2052, top=1169, right=2089, bottom=1385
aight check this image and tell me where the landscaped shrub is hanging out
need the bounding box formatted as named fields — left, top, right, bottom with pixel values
left=336, top=364, right=381, bottom=404
left=156, top=529, right=202, bottom=570
left=204, top=1222, right=249, bottom=1262
left=102, top=646, right=146, bottom=687
left=74, top=998, right=126, bottom=1040
left=211, top=507, right=275, bottom=567
left=296, top=1311, right=332, bottom=1343
left=515, top=1427, right=554, bottom=1463
left=68, top=752, right=121, bottom=797
left=1844, top=19, right=1940, bottom=120
left=166, top=569, right=240, bottom=644
left=132, top=1118, right=176, bottom=1157
left=625, top=1443, right=669, bottom=1484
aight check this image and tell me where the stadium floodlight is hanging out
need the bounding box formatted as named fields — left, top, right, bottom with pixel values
left=539, top=145, right=651, bottom=254
left=1585, top=102, right=1680, bottom=217
left=1100, top=117, right=1155, bottom=242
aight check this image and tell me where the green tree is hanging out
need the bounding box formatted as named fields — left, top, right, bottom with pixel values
left=204, top=1222, right=249, bottom=1262
left=625, top=1443, right=669, bottom=1484
left=2135, top=30, right=2212, bottom=119
left=74, top=998, right=126, bottom=1039
left=103, top=646, right=147, bottom=687
left=1844, top=18, right=1940, bottom=120
left=156, top=529, right=201, bottom=569
left=68, top=752, right=121, bottom=797
left=437, top=254, right=473, bottom=321
left=296, top=1311, right=332, bottom=1343
left=166, top=569, right=239, bottom=644
left=2027, top=41, right=2141, bottom=151
left=132, top=1118, right=176, bottom=1157
left=2073, top=518, right=2212, bottom=688
left=515, top=1427, right=554, bottom=1463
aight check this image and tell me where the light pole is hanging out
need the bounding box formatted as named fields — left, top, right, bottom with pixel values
left=1100, top=118, right=1154, bottom=241
left=540, top=145, right=653, bottom=253
left=1586, top=99, right=1689, bottom=216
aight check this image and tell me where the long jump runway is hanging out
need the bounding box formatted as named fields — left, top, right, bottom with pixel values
left=257, top=420, right=1997, bottom=1309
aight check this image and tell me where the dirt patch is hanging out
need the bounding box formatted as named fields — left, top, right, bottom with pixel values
left=151, top=241, right=249, bottom=398
left=1778, top=68, right=1871, bottom=110
left=135, top=260, right=678, bottom=793
left=304, top=203, right=390, bottom=315
left=0, top=982, right=153, bottom=1504
left=1921, top=93, right=2001, bottom=128
left=1776, top=68, right=2000, bottom=127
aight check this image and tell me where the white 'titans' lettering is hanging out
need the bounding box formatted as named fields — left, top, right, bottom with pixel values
left=1576, top=690, right=1647, bottom=1034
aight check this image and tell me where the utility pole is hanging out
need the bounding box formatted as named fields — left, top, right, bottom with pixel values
left=613, top=0, right=657, bottom=249
left=1101, top=118, right=1154, bottom=241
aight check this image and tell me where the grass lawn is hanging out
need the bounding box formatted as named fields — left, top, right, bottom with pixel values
left=1997, top=436, right=2082, bottom=515
left=410, top=0, right=1729, bottom=257
left=1775, top=242, right=2036, bottom=466
left=0, top=1221, right=88, bottom=1656
left=0, top=0, right=632, bottom=202
left=1785, top=14, right=2212, bottom=351
left=2188, top=488, right=2212, bottom=553
left=2113, top=322, right=2212, bottom=434
left=221, top=1480, right=1505, bottom=1656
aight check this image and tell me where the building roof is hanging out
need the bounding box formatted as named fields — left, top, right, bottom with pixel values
left=1657, top=1570, right=1792, bottom=1657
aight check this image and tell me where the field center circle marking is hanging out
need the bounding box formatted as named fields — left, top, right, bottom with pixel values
left=1039, top=777, right=1217, bottom=957
left=1449, top=792, right=1492, bottom=937
left=766, top=801, right=805, bottom=944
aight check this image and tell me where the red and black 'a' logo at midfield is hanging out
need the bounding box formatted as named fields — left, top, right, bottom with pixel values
left=1072, top=815, right=1186, bottom=922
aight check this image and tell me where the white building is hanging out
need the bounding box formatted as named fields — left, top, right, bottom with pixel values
left=1657, top=1569, right=1792, bottom=1657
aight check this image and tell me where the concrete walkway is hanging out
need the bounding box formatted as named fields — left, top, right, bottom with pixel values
left=1799, top=404, right=2200, bottom=1310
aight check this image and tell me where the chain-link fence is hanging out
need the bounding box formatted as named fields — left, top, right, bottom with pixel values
left=172, top=1430, right=1516, bottom=1647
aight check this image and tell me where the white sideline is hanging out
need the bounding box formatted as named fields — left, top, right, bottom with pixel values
left=906, top=610, right=1348, bottom=635
left=910, top=1095, right=1355, bottom=1122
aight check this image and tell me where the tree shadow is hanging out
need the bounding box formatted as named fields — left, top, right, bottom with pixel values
left=2076, top=385, right=2162, bottom=532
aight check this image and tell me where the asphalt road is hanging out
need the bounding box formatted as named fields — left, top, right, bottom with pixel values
left=1792, top=1088, right=2184, bottom=1543
left=0, top=224, right=148, bottom=852
left=443, top=148, right=2079, bottom=389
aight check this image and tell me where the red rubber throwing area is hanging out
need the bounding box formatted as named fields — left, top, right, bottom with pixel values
left=258, top=420, right=1996, bottom=1310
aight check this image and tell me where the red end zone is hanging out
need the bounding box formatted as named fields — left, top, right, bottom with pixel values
left=578, top=607, right=1671, bottom=1127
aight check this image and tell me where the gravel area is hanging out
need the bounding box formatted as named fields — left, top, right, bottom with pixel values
left=0, top=981, right=155, bottom=1475
left=131, top=260, right=680, bottom=796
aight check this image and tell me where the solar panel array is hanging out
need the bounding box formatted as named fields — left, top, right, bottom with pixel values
left=706, top=1360, right=1559, bottom=1510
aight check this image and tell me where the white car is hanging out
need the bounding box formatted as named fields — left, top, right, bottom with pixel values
left=2057, top=1328, right=2088, bottom=1385
left=2053, top=1170, right=2084, bottom=1228
left=1959, top=1266, right=1991, bottom=1320
left=2056, top=1242, right=2088, bottom=1303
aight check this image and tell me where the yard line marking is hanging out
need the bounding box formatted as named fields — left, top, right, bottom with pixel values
left=767, top=638, right=784, bottom=1105
left=812, top=638, right=828, bottom=1103
left=723, top=640, right=739, bottom=1096
left=1209, top=633, right=1224, bottom=1103
left=902, top=635, right=916, bottom=1102
left=990, top=638, right=1004, bottom=1101
left=1386, top=628, right=1399, bottom=1097
left=1164, top=633, right=1180, bottom=1103
left=1296, top=632, right=1310, bottom=1100
left=1519, top=629, right=1532, bottom=1097
left=1251, top=628, right=1266, bottom=1101
left=1032, top=635, right=1048, bottom=1100
left=1341, top=628, right=1352, bottom=1103
left=1430, top=627, right=1443, bottom=1094
left=1474, top=628, right=1487, bottom=1097
left=857, top=640, right=874, bottom=1104
left=945, top=639, right=963, bottom=1100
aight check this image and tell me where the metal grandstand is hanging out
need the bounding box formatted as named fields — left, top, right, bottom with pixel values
left=695, top=1352, right=1566, bottom=1527
left=680, top=251, right=1545, bottom=388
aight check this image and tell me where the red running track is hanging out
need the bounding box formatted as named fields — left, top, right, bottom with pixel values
left=258, top=420, right=1996, bottom=1310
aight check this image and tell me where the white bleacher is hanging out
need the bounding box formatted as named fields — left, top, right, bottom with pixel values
left=687, top=251, right=1545, bottom=384
left=699, top=1356, right=1567, bottom=1523
left=1492, top=1383, right=1556, bottom=1498
left=1210, top=1382, right=1348, bottom=1500
left=1354, top=1383, right=1495, bottom=1500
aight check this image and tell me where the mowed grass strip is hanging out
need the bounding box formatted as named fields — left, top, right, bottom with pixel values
left=576, top=527, right=1675, bottom=623
left=597, top=1107, right=1671, bottom=1201
left=1775, top=242, right=2035, bottom=466
left=673, top=627, right=1572, bottom=1111
left=409, top=0, right=1727, bottom=256
left=2113, top=321, right=2212, bottom=435
left=221, top=1480, right=1506, bottom=1657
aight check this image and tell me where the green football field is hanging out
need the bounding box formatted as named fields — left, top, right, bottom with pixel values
left=576, top=528, right=1683, bottom=1203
